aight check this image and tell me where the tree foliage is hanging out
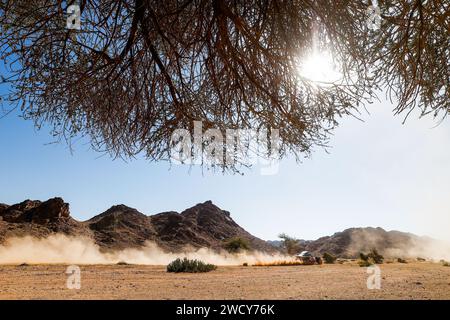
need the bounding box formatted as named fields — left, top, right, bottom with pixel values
left=322, top=252, right=337, bottom=264
left=0, top=0, right=448, bottom=172
left=223, top=237, right=251, bottom=253
left=278, top=232, right=302, bottom=255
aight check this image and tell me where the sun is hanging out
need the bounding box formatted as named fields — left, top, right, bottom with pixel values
left=297, top=50, right=343, bottom=86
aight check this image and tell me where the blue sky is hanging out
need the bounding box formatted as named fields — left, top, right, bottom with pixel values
left=1, top=95, right=449, bottom=242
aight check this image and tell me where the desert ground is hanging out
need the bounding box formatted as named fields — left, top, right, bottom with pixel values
left=0, top=261, right=449, bottom=299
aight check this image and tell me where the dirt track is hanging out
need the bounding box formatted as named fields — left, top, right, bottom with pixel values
left=0, top=262, right=449, bottom=299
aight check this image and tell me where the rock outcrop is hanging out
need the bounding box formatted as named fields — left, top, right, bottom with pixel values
left=0, top=198, right=69, bottom=224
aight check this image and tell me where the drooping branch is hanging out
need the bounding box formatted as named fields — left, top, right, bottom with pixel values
left=0, top=0, right=448, bottom=172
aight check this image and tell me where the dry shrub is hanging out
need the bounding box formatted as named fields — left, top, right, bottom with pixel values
left=417, top=257, right=426, bottom=262
left=358, top=260, right=372, bottom=267
left=253, top=260, right=304, bottom=267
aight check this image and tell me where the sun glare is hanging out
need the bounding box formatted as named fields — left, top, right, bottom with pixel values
left=297, top=50, right=343, bottom=86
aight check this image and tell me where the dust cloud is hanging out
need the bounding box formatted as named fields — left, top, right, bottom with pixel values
left=349, top=230, right=450, bottom=261
left=0, top=235, right=293, bottom=265
left=382, top=238, right=450, bottom=261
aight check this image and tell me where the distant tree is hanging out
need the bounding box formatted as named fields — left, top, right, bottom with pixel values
left=278, top=233, right=302, bottom=255
left=322, top=252, right=337, bottom=264
left=359, top=248, right=384, bottom=264
left=368, top=248, right=384, bottom=264
left=223, top=237, right=250, bottom=253
left=0, top=1, right=448, bottom=172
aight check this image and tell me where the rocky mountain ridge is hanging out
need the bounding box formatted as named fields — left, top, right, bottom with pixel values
left=0, top=198, right=274, bottom=252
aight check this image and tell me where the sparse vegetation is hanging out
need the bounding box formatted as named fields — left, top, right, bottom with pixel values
left=117, top=261, right=130, bottom=265
left=441, top=261, right=450, bottom=267
left=167, top=258, right=216, bottom=273
left=278, top=233, right=302, bottom=255
left=242, top=263, right=248, bottom=267
left=359, top=252, right=369, bottom=261
left=369, top=249, right=384, bottom=264
left=223, top=237, right=250, bottom=253
left=358, top=248, right=384, bottom=267
left=417, top=257, right=426, bottom=262
left=322, top=252, right=337, bottom=264
left=397, top=258, right=407, bottom=264
left=2, top=262, right=450, bottom=299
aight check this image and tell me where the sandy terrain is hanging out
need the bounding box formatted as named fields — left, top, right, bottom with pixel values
left=0, top=262, right=449, bottom=299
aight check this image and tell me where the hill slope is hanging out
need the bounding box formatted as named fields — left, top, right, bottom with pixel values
left=296, top=227, right=440, bottom=258
left=0, top=198, right=275, bottom=253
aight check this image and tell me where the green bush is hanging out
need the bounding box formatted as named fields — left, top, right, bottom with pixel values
left=223, top=237, right=250, bottom=253
left=360, top=249, right=383, bottom=263
left=368, top=249, right=384, bottom=264
left=167, top=258, right=217, bottom=273
left=358, top=248, right=384, bottom=266
left=322, top=252, right=337, bottom=264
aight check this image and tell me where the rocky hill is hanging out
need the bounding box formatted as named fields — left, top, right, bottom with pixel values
left=272, top=227, right=439, bottom=259
left=1, top=198, right=438, bottom=258
left=0, top=198, right=275, bottom=253
left=0, top=198, right=91, bottom=240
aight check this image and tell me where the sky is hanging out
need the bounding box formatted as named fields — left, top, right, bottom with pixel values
left=1, top=95, right=449, bottom=242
